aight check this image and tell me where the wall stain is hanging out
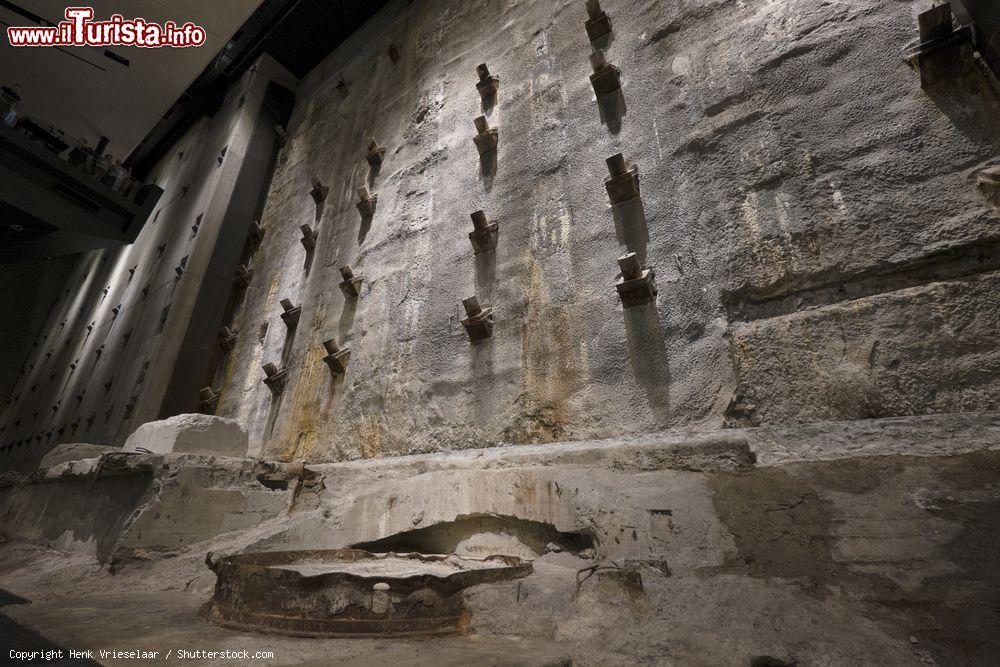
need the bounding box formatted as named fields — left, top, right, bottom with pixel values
left=272, top=312, right=325, bottom=461
left=505, top=256, right=580, bottom=444
left=358, top=415, right=383, bottom=459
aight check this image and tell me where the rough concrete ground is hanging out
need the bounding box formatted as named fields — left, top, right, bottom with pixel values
left=1, top=415, right=998, bottom=666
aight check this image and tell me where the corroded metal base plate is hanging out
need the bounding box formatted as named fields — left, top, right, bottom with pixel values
left=200, top=601, right=467, bottom=638
left=200, top=549, right=530, bottom=638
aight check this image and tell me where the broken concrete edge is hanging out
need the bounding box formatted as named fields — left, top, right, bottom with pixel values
left=0, top=452, right=161, bottom=488
left=4, top=412, right=997, bottom=487
left=5, top=452, right=1000, bottom=662
left=299, top=432, right=753, bottom=480
left=110, top=484, right=331, bottom=567
left=302, top=411, right=1000, bottom=476
left=745, top=411, right=1000, bottom=466
left=0, top=452, right=315, bottom=489
left=3, top=412, right=999, bottom=580
left=39, top=443, right=116, bottom=468
left=0, top=451, right=327, bottom=567
left=123, top=413, right=249, bottom=458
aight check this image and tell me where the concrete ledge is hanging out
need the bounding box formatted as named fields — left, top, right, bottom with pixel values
left=744, top=411, right=1000, bottom=466
left=39, top=443, right=115, bottom=468
left=308, top=432, right=755, bottom=478
left=5, top=412, right=998, bottom=569
left=306, top=412, right=1000, bottom=477
left=0, top=452, right=303, bottom=563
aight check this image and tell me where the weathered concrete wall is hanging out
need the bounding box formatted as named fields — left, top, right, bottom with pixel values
left=730, top=272, right=1000, bottom=425
left=214, top=0, right=1000, bottom=461
left=0, top=57, right=296, bottom=471
left=0, top=256, right=75, bottom=406
left=3, top=1, right=999, bottom=467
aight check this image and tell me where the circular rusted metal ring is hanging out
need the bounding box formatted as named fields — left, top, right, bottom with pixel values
left=200, top=549, right=531, bottom=638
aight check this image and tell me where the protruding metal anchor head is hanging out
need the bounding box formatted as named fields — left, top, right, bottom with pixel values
left=356, top=187, right=378, bottom=219
left=461, top=296, right=494, bottom=341
left=310, top=180, right=329, bottom=205
left=218, top=326, right=238, bottom=351
left=321, top=337, right=351, bottom=376
left=262, top=362, right=289, bottom=394
left=618, top=252, right=642, bottom=281
left=585, top=0, right=612, bottom=42
left=470, top=210, right=489, bottom=230
left=468, top=210, right=499, bottom=255
left=607, top=153, right=627, bottom=176
left=198, top=387, right=221, bottom=413
left=604, top=153, right=640, bottom=204
left=589, top=49, right=621, bottom=95
left=473, top=116, right=499, bottom=155
left=339, top=265, right=363, bottom=298
left=280, top=299, right=301, bottom=328
left=476, top=63, right=500, bottom=99
left=615, top=253, right=657, bottom=308
left=463, top=296, right=483, bottom=317
left=366, top=138, right=385, bottom=169
left=300, top=223, right=318, bottom=251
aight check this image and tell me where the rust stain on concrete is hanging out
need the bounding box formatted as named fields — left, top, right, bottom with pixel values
left=274, top=325, right=326, bottom=462
left=506, top=255, right=580, bottom=444
left=358, top=415, right=384, bottom=459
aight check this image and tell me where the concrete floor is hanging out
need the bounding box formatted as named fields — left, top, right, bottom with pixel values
left=0, top=543, right=572, bottom=667
left=2, top=415, right=999, bottom=666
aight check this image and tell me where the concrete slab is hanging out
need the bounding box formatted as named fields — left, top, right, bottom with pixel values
left=38, top=443, right=115, bottom=469
left=2, top=438, right=999, bottom=664
left=123, top=414, right=248, bottom=458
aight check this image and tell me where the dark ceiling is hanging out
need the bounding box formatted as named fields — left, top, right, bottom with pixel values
left=262, top=0, right=394, bottom=79
left=128, top=0, right=393, bottom=176
left=0, top=201, right=55, bottom=247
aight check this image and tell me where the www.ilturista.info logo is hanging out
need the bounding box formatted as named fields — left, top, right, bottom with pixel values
left=7, top=7, right=206, bottom=48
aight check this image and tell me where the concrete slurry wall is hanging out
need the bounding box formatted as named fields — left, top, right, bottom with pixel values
left=0, top=57, right=297, bottom=470
left=0, top=256, right=76, bottom=406
left=215, top=0, right=1000, bottom=461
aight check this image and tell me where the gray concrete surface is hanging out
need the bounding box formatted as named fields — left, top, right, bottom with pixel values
left=122, top=414, right=249, bottom=458
left=38, top=443, right=114, bottom=468
left=0, top=416, right=997, bottom=665
left=215, top=0, right=1000, bottom=461
left=3, top=1, right=1000, bottom=469
left=0, top=453, right=298, bottom=563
